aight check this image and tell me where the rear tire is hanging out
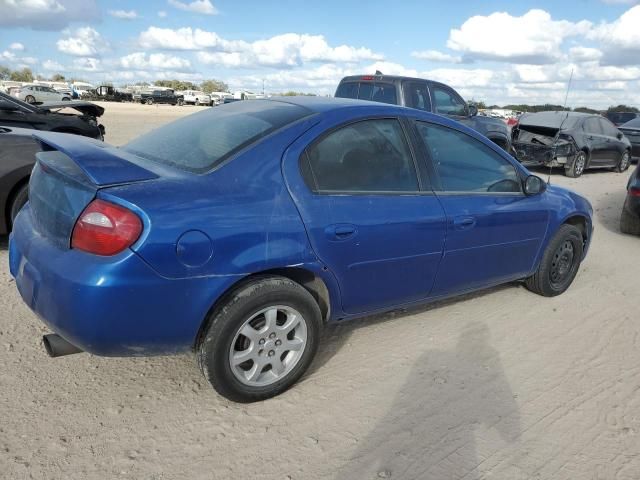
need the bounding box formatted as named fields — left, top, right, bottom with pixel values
left=146, top=98, right=154, bottom=105
left=197, top=276, right=322, bottom=402
left=565, top=151, right=586, bottom=178
left=25, top=95, right=36, bottom=104
left=620, top=200, right=640, bottom=235
left=525, top=224, right=584, bottom=297
left=9, top=184, right=29, bottom=229
left=616, top=151, right=631, bottom=173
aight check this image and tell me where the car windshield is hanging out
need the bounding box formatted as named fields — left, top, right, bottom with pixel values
left=122, top=100, right=313, bottom=173
left=621, top=117, right=640, bottom=129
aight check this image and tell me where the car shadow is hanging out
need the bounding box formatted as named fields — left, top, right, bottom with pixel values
left=0, top=235, right=8, bottom=251
left=332, top=320, right=521, bottom=480
left=305, top=282, right=517, bottom=378
left=596, top=188, right=627, bottom=235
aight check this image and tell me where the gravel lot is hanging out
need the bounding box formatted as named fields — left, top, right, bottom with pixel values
left=1, top=102, right=640, bottom=479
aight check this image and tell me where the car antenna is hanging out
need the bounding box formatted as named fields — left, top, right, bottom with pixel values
left=548, top=68, right=574, bottom=185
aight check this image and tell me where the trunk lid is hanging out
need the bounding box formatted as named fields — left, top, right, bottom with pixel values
left=29, top=132, right=158, bottom=247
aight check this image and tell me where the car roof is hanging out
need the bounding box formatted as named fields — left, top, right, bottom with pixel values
left=338, top=74, right=450, bottom=89
left=519, top=110, right=595, bottom=128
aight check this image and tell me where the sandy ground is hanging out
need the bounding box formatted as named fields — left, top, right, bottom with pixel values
left=2, top=102, right=640, bottom=480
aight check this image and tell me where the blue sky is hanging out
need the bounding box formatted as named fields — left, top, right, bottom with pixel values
left=1, top=0, right=640, bottom=107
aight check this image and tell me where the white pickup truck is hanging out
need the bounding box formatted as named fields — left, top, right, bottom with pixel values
left=178, top=90, right=211, bottom=106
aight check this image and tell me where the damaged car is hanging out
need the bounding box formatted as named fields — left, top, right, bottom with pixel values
left=512, top=111, right=631, bottom=177
left=0, top=91, right=105, bottom=140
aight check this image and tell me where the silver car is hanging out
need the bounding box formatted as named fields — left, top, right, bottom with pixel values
left=12, top=85, right=71, bottom=104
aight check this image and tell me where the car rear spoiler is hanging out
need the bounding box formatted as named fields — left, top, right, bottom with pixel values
left=33, top=132, right=159, bottom=187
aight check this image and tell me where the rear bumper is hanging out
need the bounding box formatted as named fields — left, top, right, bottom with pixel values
left=9, top=206, right=239, bottom=356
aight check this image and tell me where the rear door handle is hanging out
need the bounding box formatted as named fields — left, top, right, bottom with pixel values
left=452, top=216, right=476, bottom=230
left=325, top=224, right=357, bottom=240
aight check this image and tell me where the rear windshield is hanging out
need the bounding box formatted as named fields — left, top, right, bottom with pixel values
left=607, top=112, right=638, bottom=125
left=123, top=100, right=312, bottom=173
left=335, top=81, right=397, bottom=105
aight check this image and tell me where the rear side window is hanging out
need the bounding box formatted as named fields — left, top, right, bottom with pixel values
left=123, top=101, right=312, bottom=173
left=415, top=121, right=520, bottom=193
left=583, top=118, right=603, bottom=134
left=303, top=119, right=419, bottom=193
left=599, top=118, right=619, bottom=137
left=403, top=82, right=432, bottom=111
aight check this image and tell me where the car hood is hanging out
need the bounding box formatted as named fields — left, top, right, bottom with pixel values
left=37, top=101, right=104, bottom=118
left=460, top=115, right=509, bottom=136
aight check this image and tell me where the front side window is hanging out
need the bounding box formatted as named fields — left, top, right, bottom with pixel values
left=303, top=119, right=419, bottom=193
left=415, top=121, right=521, bottom=193
left=432, top=87, right=467, bottom=116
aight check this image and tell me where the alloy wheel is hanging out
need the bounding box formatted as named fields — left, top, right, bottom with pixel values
left=619, top=152, right=630, bottom=172
left=574, top=153, right=586, bottom=176
left=229, top=306, right=308, bottom=387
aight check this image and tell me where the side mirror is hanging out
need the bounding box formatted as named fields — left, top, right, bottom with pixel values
left=468, top=104, right=478, bottom=117
left=617, top=132, right=624, bottom=140
left=524, top=175, right=546, bottom=195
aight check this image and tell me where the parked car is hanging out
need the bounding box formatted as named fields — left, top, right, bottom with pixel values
left=619, top=117, right=640, bottom=162
left=335, top=74, right=512, bottom=152
left=512, top=111, right=631, bottom=177
left=11, top=84, right=71, bottom=104
left=178, top=90, right=211, bottom=106
left=134, top=89, right=184, bottom=106
left=0, top=91, right=105, bottom=139
left=0, top=126, right=43, bottom=232
left=620, top=163, right=640, bottom=235
left=606, top=111, right=639, bottom=127
left=83, top=85, right=133, bottom=103
left=10, top=97, right=593, bottom=402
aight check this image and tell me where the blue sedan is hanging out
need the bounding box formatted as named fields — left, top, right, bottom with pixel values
left=9, top=97, right=593, bottom=402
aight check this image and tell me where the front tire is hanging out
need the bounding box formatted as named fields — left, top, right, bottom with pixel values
left=197, top=276, right=322, bottom=402
left=525, top=224, right=584, bottom=297
left=616, top=151, right=631, bottom=173
left=146, top=98, right=154, bottom=105
left=565, top=151, right=586, bottom=178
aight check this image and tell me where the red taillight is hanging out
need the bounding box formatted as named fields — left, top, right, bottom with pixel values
left=71, top=199, right=142, bottom=256
left=630, top=187, right=640, bottom=197
left=361, top=75, right=375, bottom=80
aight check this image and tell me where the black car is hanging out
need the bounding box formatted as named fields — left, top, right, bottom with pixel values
left=620, top=163, right=640, bottom=235
left=606, top=111, right=639, bottom=127
left=0, top=127, right=46, bottom=233
left=83, top=85, right=133, bottom=103
left=335, top=74, right=512, bottom=152
left=619, top=117, right=640, bottom=161
left=511, top=111, right=631, bottom=177
left=0, top=91, right=104, bottom=139
left=134, top=89, right=184, bottom=106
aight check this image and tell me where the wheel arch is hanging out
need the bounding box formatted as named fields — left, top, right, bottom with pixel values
left=194, top=267, right=333, bottom=350
left=562, top=214, right=591, bottom=250
left=4, top=173, right=31, bottom=233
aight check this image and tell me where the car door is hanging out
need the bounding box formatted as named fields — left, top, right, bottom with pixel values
left=598, top=118, right=625, bottom=167
left=582, top=117, right=608, bottom=165
left=284, top=117, right=447, bottom=314
left=412, top=119, right=549, bottom=296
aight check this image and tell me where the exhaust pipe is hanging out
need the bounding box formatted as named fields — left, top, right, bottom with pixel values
left=43, top=334, right=83, bottom=357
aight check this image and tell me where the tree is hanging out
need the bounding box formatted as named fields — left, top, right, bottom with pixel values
left=51, top=73, right=66, bottom=82
left=573, top=106, right=600, bottom=114
left=154, top=79, right=198, bottom=91
left=9, top=67, right=33, bottom=82
left=608, top=104, right=639, bottom=113
left=0, top=65, right=11, bottom=80
left=201, top=79, right=229, bottom=93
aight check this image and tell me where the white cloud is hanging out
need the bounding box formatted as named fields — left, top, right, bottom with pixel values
left=1, top=50, right=16, bottom=61
left=42, top=59, right=64, bottom=70
left=158, top=10, right=167, bottom=17
left=57, top=26, right=107, bottom=56
left=9, top=42, right=25, bottom=51
left=411, top=50, right=462, bottom=63
left=139, top=26, right=242, bottom=50
left=0, top=0, right=99, bottom=30
left=588, top=5, right=640, bottom=64
left=167, top=0, right=217, bottom=15
left=119, top=52, right=191, bottom=71
left=568, top=46, right=603, bottom=62
left=72, top=57, right=101, bottom=71
left=108, top=9, right=137, bottom=19
left=447, top=9, right=592, bottom=64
